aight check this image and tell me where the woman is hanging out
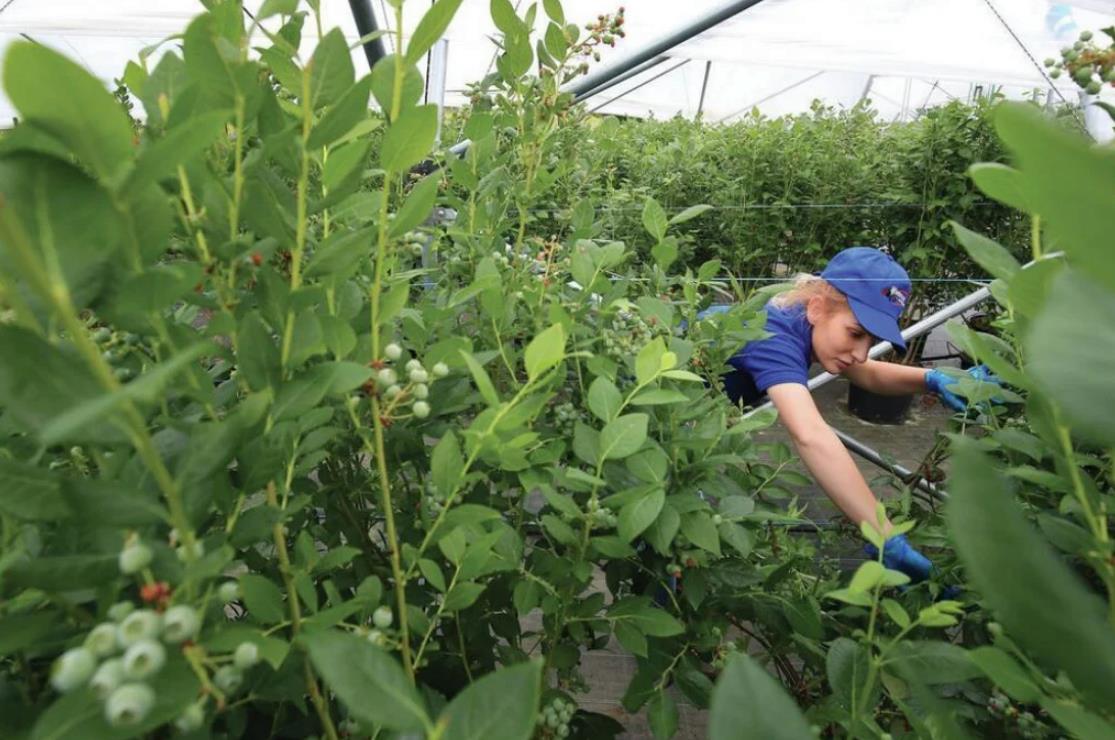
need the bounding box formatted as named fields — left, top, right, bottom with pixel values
left=713, top=246, right=983, bottom=581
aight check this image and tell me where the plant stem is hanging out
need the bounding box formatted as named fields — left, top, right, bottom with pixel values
left=279, top=66, right=315, bottom=374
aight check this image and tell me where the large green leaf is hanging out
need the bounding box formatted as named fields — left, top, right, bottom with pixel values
left=0, top=459, right=71, bottom=521
left=599, top=413, right=648, bottom=460
left=523, top=324, right=566, bottom=381
left=993, top=103, right=1115, bottom=291
left=122, top=110, right=229, bottom=196
left=440, top=660, right=541, bottom=740
left=389, top=172, right=441, bottom=238
left=708, top=653, right=812, bottom=740
left=0, top=155, right=123, bottom=311
left=947, top=440, right=1115, bottom=711
left=3, top=554, right=118, bottom=592
left=239, top=574, right=286, bottom=625
left=306, top=76, right=373, bottom=149
left=950, top=221, right=1020, bottom=282
left=587, top=376, right=622, bottom=422
left=380, top=104, right=438, bottom=172
left=303, top=630, right=430, bottom=732
left=3, top=42, right=134, bottom=181
left=309, top=28, right=355, bottom=109
left=618, top=487, right=664, bottom=542
left=1027, top=271, right=1115, bottom=446
left=406, top=0, right=465, bottom=66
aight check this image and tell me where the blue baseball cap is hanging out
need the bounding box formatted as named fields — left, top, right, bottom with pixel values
left=820, top=247, right=911, bottom=350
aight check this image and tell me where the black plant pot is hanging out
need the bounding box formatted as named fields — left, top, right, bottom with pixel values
left=847, top=384, right=913, bottom=425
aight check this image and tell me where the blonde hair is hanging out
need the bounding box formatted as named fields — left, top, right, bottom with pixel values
left=769, top=273, right=848, bottom=311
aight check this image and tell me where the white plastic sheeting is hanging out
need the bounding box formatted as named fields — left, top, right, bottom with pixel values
left=1, top=0, right=1113, bottom=126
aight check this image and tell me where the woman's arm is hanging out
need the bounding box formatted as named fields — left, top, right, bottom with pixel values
left=766, top=383, right=889, bottom=530
left=842, top=359, right=928, bottom=396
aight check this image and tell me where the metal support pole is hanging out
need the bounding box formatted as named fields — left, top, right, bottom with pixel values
left=573, top=56, right=670, bottom=103
left=696, top=60, right=713, bottom=118
left=566, top=0, right=770, bottom=100
left=723, top=71, right=825, bottom=122
left=588, top=60, right=691, bottom=115
left=348, top=0, right=388, bottom=71
left=832, top=428, right=945, bottom=500
left=426, top=39, right=450, bottom=147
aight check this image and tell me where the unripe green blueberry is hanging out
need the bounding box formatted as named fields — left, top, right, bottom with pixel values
left=90, top=658, right=125, bottom=699
left=1051, top=68, right=1063, bottom=78
left=412, top=383, right=429, bottom=399
left=50, top=647, right=96, bottom=692
left=108, top=601, right=135, bottom=622
left=1105, top=68, right=1115, bottom=82
left=405, top=359, right=423, bottom=373
left=117, top=610, right=161, bottom=648
left=1075, top=67, right=1094, bottom=84
left=384, top=343, right=403, bottom=360
left=85, top=623, right=119, bottom=658
left=1086, top=80, right=1102, bottom=94
left=409, top=368, right=428, bottom=384
left=377, top=368, right=397, bottom=387
left=413, top=401, right=430, bottom=419
left=176, top=540, right=205, bottom=562
left=1043, top=57, right=1055, bottom=67
left=558, top=725, right=570, bottom=737
left=1074, top=39, right=1085, bottom=50
left=385, top=384, right=402, bottom=399
left=372, top=606, right=394, bottom=629
left=175, top=702, right=206, bottom=732
left=105, top=683, right=155, bottom=727
left=162, top=604, right=201, bottom=644
left=712, top=514, right=723, bottom=526
left=218, top=581, right=240, bottom=603
left=234, top=641, right=260, bottom=670
left=366, top=629, right=387, bottom=647
left=118, top=542, right=152, bottom=574
left=1081, top=29, right=1093, bottom=41
left=123, top=638, right=166, bottom=680
left=432, top=362, right=449, bottom=378
left=213, top=665, right=244, bottom=694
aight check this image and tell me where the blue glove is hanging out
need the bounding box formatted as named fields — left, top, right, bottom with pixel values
left=925, top=365, right=1001, bottom=413
left=864, top=533, right=933, bottom=583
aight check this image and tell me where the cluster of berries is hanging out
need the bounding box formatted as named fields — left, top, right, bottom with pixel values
left=91, top=325, right=147, bottom=383
left=538, top=696, right=576, bottom=738
left=365, top=343, right=450, bottom=422
left=1045, top=29, right=1115, bottom=94
left=585, top=498, right=618, bottom=530
left=50, top=538, right=256, bottom=730
left=575, top=7, right=626, bottom=70
left=401, top=230, right=428, bottom=259
left=987, top=691, right=1047, bottom=738
left=600, top=310, right=656, bottom=361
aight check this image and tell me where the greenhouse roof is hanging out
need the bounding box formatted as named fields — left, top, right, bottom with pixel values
left=1, top=0, right=1113, bottom=126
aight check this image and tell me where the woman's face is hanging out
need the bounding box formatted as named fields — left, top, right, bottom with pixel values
left=806, top=297, right=874, bottom=374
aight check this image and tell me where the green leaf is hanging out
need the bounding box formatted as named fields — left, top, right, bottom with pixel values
left=441, top=660, right=541, bottom=740
left=370, top=55, right=425, bottom=119
left=406, top=0, right=465, bottom=65
left=848, top=560, right=885, bottom=593
left=1027, top=271, right=1115, bottom=446
left=618, top=487, right=664, bottom=542
left=3, top=554, right=117, bottom=592
left=887, top=641, right=981, bottom=684
left=642, top=197, right=667, bottom=241
left=39, top=341, right=214, bottom=446
left=630, top=389, right=689, bottom=406
left=205, top=626, right=290, bottom=670
left=309, top=28, right=355, bottom=108
left=459, top=350, right=500, bottom=407
left=307, top=76, right=373, bottom=149
left=1039, top=698, right=1115, bottom=740
left=599, top=413, right=648, bottom=460
left=257, top=0, right=300, bottom=19
left=3, top=42, right=134, bottom=181
left=969, top=162, right=1032, bottom=212
left=968, top=646, right=1039, bottom=703
left=0, top=611, right=62, bottom=657
left=709, top=653, right=813, bottom=740
left=667, top=203, right=713, bottom=226
left=648, top=690, right=679, bottom=740
left=389, top=172, right=441, bottom=238
left=587, top=376, right=622, bottom=422
left=381, top=104, right=438, bottom=172
left=626, top=448, right=668, bottom=483
left=239, top=574, right=286, bottom=625
left=880, top=598, right=910, bottom=629
left=680, top=513, right=721, bottom=556
left=718, top=522, right=753, bottom=557
left=524, top=323, right=566, bottom=381
left=614, top=620, right=647, bottom=657
left=124, top=110, right=229, bottom=197
left=303, top=630, right=430, bottom=732
left=0, top=459, right=70, bottom=521
left=542, top=0, right=565, bottom=23
left=994, top=103, right=1115, bottom=291
left=947, top=440, right=1115, bottom=710
left=305, top=225, right=376, bottom=279
left=950, top=221, right=1020, bottom=282
left=0, top=326, right=120, bottom=444
left=608, top=597, right=684, bottom=637
left=432, top=431, right=464, bottom=499
left=443, top=582, right=486, bottom=612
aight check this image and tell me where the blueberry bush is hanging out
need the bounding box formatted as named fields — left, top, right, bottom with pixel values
left=0, top=2, right=1113, bottom=739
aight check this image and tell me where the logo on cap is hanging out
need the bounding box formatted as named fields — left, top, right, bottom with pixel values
left=884, top=286, right=909, bottom=308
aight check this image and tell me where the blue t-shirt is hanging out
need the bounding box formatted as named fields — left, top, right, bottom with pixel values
left=724, top=305, right=813, bottom=405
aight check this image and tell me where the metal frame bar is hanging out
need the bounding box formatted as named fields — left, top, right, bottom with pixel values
left=588, top=60, right=691, bottom=114
left=348, top=0, right=388, bottom=71
left=566, top=0, right=770, bottom=102
left=696, top=60, right=713, bottom=118
left=573, top=56, right=670, bottom=103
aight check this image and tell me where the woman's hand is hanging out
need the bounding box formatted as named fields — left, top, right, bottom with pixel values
left=865, top=533, right=932, bottom=583
left=925, top=365, right=1003, bottom=412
